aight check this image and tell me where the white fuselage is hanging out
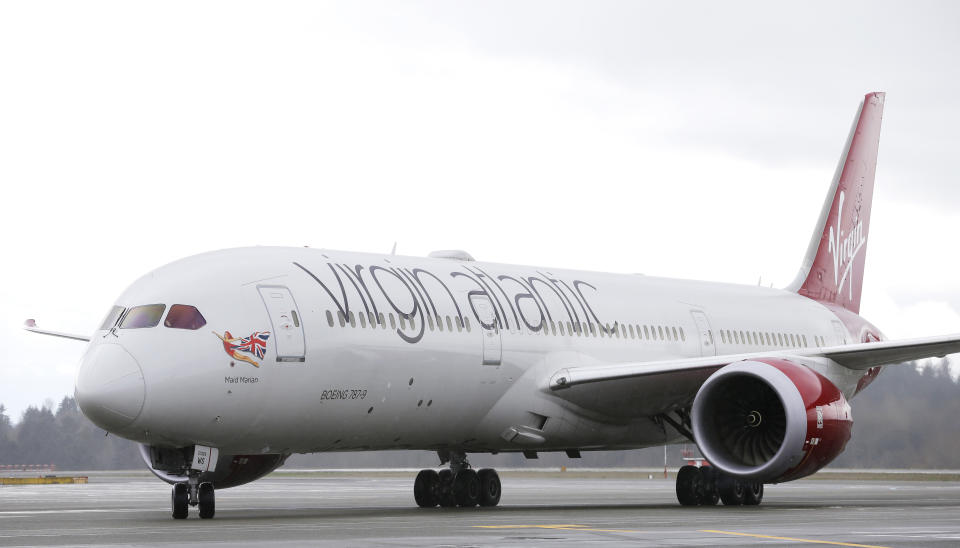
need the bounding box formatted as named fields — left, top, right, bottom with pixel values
left=81, top=246, right=870, bottom=456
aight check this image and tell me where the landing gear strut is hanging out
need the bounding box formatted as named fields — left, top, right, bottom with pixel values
left=675, top=465, right=763, bottom=506
left=414, top=451, right=501, bottom=508
left=171, top=474, right=216, bottom=519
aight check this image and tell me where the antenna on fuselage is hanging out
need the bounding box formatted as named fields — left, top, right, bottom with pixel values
left=391, top=242, right=397, bottom=255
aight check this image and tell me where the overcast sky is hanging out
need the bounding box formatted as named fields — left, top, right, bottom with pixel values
left=1, top=1, right=958, bottom=421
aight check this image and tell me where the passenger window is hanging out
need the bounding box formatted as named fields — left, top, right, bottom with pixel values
left=359, top=312, right=367, bottom=328
left=456, top=317, right=463, bottom=332
left=120, top=304, right=166, bottom=329
left=164, top=305, right=207, bottom=330
left=338, top=311, right=346, bottom=327
left=427, top=315, right=434, bottom=331
left=658, top=326, right=664, bottom=340
left=465, top=317, right=471, bottom=332
left=679, top=327, right=685, bottom=341
left=326, top=310, right=334, bottom=327
left=99, top=305, right=125, bottom=330
left=378, top=313, right=386, bottom=329
left=410, top=317, right=416, bottom=330
left=720, top=330, right=727, bottom=344
left=389, top=313, right=396, bottom=329
left=672, top=327, right=678, bottom=341
left=644, top=325, right=650, bottom=339
left=349, top=312, right=356, bottom=328
left=435, top=315, right=442, bottom=332
left=777, top=333, right=784, bottom=346
left=560, top=322, right=566, bottom=336
left=446, top=316, right=453, bottom=332
left=399, top=316, right=407, bottom=329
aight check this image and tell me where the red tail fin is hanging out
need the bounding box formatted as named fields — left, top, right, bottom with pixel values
left=788, top=92, right=885, bottom=314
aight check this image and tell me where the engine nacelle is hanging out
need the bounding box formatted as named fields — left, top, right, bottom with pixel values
left=138, top=444, right=288, bottom=489
left=691, top=359, right=852, bottom=483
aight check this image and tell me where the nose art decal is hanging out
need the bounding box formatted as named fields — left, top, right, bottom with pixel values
left=213, top=330, right=271, bottom=367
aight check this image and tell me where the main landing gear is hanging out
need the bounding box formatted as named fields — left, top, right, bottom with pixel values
left=413, top=451, right=501, bottom=508
left=675, top=465, right=763, bottom=506
left=172, top=474, right=215, bottom=519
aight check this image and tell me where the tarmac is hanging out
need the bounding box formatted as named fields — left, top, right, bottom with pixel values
left=1, top=469, right=960, bottom=547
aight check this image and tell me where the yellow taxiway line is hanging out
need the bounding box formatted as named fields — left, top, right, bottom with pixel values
left=701, top=529, right=890, bottom=548
left=472, top=524, right=891, bottom=547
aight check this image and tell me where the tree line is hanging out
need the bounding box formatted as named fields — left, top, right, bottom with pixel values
left=1, top=363, right=958, bottom=471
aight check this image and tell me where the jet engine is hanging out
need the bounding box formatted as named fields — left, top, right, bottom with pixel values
left=138, top=444, right=288, bottom=489
left=691, top=359, right=852, bottom=483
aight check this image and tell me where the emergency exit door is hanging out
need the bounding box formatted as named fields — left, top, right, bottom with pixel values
left=690, top=310, right=716, bottom=356
left=258, top=285, right=306, bottom=362
left=470, top=294, right=501, bottom=365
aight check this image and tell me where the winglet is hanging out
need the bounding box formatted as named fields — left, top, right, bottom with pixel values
left=23, top=319, right=91, bottom=342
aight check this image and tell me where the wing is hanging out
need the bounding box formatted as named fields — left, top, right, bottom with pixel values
left=23, top=319, right=91, bottom=342
left=547, top=333, right=960, bottom=418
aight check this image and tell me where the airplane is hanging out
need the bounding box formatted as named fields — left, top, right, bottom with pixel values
left=25, top=91, right=960, bottom=519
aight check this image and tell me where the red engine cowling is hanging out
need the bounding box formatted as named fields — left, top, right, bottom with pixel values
left=691, top=359, right=852, bottom=483
left=138, top=444, right=288, bottom=489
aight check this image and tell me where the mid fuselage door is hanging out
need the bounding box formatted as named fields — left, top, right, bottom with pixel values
left=470, top=294, right=501, bottom=366
left=690, top=310, right=716, bottom=356
left=258, top=285, right=306, bottom=362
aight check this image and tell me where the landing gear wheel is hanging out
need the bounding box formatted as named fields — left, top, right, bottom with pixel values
left=718, top=474, right=746, bottom=506
left=743, top=481, right=764, bottom=505
left=676, top=465, right=702, bottom=506
left=414, top=469, right=440, bottom=508
left=198, top=482, right=215, bottom=519
left=698, top=467, right=720, bottom=506
left=437, top=469, right=456, bottom=507
left=477, top=468, right=501, bottom=507
left=171, top=483, right=188, bottom=519
left=453, top=469, right=480, bottom=507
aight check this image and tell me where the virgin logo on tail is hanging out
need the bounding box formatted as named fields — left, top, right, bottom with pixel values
left=828, top=191, right=866, bottom=299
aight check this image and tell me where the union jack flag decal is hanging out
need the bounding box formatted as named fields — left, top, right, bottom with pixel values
left=214, top=330, right=272, bottom=367
left=233, top=331, right=270, bottom=359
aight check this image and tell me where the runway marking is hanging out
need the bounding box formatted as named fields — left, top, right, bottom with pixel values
left=701, top=530, right=891, bottom=548
left=474, top=524, right=643, bottom=533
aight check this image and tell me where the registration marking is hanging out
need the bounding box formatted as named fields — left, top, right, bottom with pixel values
left=701, top=529, right=891, bottom=548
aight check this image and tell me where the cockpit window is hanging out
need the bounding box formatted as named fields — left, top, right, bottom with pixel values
left=120, top=304, right=166, bottom=329
left=99, top=306, right=125, bottom=330
left=164, top=304, right=207, bottom=330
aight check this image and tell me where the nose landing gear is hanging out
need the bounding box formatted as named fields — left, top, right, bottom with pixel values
left=675, top=465, right=763, bottom=506
left=413, top=451, right=501, bottom=508
left=171, top=475, right=216, bottom=519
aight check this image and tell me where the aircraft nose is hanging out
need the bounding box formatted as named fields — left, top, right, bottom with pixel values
left=76, top=343, right=145, bottom=431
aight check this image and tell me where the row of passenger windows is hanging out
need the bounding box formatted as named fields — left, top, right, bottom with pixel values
left=718, top=328, right=827, bottom=349
left=324, top=309, right=687, bottom=342
left=100, top=304, right=207, bottom=331
left=327, top=310, right=472, bottom=333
